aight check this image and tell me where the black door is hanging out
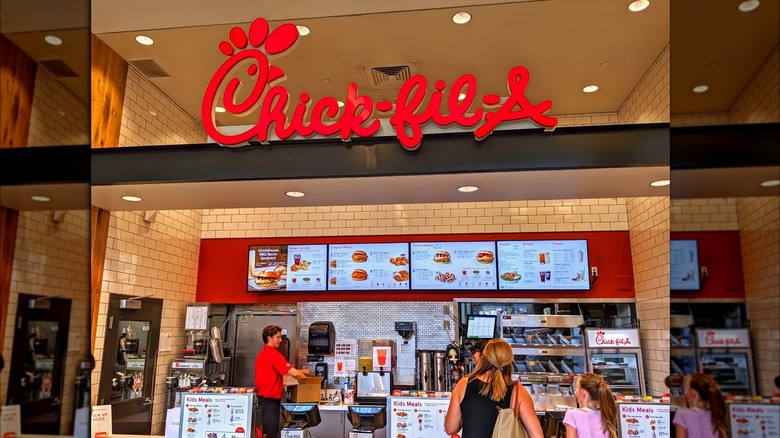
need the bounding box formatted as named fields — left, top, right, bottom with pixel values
left=6, top=293, right=71, bottom=434
left=97, top=294, right=163, bottom=435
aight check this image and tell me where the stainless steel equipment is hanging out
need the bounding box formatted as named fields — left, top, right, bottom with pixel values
left=432, top=351, right=447, bottom=392
left=229, top=311, right=299, bottom=387
left=585, top=328, right=646, bottom=396
left=695, top=328, right=755, bottom=395
left=418, top=350, right=434, bottom=391
left=393, top=322, right=416, bottom=387
left=356, top=371, right=392, bottom=405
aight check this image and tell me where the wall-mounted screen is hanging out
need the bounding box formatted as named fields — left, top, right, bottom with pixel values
left=248, top=245, right=288, bottom=292
left=671, top=239, right=700, bottom=290
left=285, top=244, right=328, bottom=291
left=248, top=244, right=327, bottom=292
left=410, top=241, right=497, bottom=290
left=466, top=315, right=497, bottom=339
left=327, top=243, right=410, bottom=290
left=496, top=240, right=590, bottom=290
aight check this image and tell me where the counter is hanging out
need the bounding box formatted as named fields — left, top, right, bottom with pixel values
left=302, top=403, right=386, bottom=438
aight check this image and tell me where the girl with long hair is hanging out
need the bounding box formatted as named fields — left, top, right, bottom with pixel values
left=673, top=373, right=727, bottom=438
left=563, top=373, right=618, bottom=438
left=444, top=338, right=543, bottom=438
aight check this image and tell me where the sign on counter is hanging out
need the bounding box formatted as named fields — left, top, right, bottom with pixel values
left=91, top=404, right=113, bottom=438
left=388, top=397, right=450, bottom=438
left=728, top=402, right=779, bottom=437
left=165, top=407, right=182, bottom=438
left=179, top=392, right=253, bottom=437
left=1, top=405, right=21, bottom=437
left=618, top=402, right=670, bottom=438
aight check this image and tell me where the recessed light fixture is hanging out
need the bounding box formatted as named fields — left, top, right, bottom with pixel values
left=693, top=85, right=709, bottom=93
left=296, top=25, right=310, bottom=36
left=337, top=101, right=345, bottom=108
left=457, top=185, right=479, bottom=193
left=215, top=106, right=226, bottom=113
left=649, top=179, right=670, bottom=187
left=452, top=12, right=471, bottom=24
left=600, top=61, right=610, bottom=68
left=121, top=195, right=143, bottom=202
left=44, top=35, right=63, bottom=46
left=760, top=179, right=780, bottom=187
left=135, top=35, right=154, bottom=46
left=30, top=195, right=51, bottom=202
left=458, top=93, right=467, bottom=101
left=628, top=0, right=650, bottom=12
left=285, top=191, right=306, bottom=198
left=583, top=85, right=599, bottom=93
left=57, top=110, right=66, bottom=117
left=738, top=0, right=760, bottom=12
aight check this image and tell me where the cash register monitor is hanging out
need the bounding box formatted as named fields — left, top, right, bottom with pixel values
left=466, top=314, right=496, bottom=339
left=348, top=405, right=386, bottom=432
left=281, top=403, right=322, bottom=429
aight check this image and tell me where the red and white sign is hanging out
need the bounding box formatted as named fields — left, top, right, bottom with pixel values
left=202, top=18, right=558, bottom=150
left=586, top=329, right=640, bottom=348
left=696, top=329, right=750, bottom=348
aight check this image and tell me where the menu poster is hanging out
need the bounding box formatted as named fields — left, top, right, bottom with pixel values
left=91, top=404, right=113, bottom=438
left=728, top=403, right=779, bottom=437
left=327, top=243, right=410, bottom=290
left=1, top=405, right=21, bottom=437
left=618, top=402, right=670, bottom=438
left=388, top=397, right=450, bottom=438
left=179, top=392, right=253, bottom=437
left=247, top=245, right=288, bottom=292
left=285, top=244, right=328, bottom=291
left=410, top=241, right=497, bottom=290
left=497, top=240, right=590, bottom=290
left=670, top=240, right=700, bottom=290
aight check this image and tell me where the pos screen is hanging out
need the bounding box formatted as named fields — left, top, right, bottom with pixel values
left=466, top=315, right=496, bottom=339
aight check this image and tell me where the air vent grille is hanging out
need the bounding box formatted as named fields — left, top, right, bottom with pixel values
left=363, top=63, right=418, bottom=90
left=38, top=59, right=77, bottom=78
left=128, top=59, right=171, bottom=79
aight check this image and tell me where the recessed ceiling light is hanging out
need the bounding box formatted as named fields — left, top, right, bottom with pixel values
left=337, top=101, right=345, bottom=108
left=738, top=0, right=760, bottom=12
left=121, top=195, right=143, bottom=202
left=30, top=195, right=51, bottom=202
left=215, top=106, right=226, bottom=113
left=457, top=185, right=479, bottom=193
left=458, top=93, right=467, bottom=101
left=57, top=110, right=66, bottom=117
left=760, top=179, right=780, bottom=187
left=649, top=179, right=670, bottom=187
left=583, top=85, right=599, bottom=93
left=323, top=78, right=331, bottom=84
left=628, top=0, right=650, bottom=12
left=285, top=191, right=306, bottom=198
left=693, top=85, right=709, bottom=93
left=44, top=35, right=63, bottom=46
left=296, top=25, right=310, bottom=36
left=135, top=35, right=154, bottom=46
left=600, top=61, right=610, bottom=68
left=452, top=12, right=471, bottom=24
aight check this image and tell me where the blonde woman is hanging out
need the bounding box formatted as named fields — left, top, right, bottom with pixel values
left=444, top=338, right=543, bottom=438
left=563, top=373, right=618, bottom=438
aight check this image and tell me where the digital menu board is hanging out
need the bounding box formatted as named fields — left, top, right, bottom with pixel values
left=496, top=240, right=590, bottom=290
left=247, top=245, right=288, bottom=292
left=327, top=243, right=410, bottom=290
left=285, top=244, right=328, bottom=291
left=410, top=241, right=497, bottom=290
left=670, top=240, right=700, bottom=290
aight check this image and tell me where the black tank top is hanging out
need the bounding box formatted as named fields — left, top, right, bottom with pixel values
left=460, top=378, right=514, bottom=438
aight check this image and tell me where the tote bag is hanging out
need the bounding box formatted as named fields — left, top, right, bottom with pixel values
left=491, top=384, right=530, bottom=438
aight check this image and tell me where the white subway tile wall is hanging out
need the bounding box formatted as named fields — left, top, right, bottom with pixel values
left=91, top=210, right=202, bottom=435
left=729, top=45, right=780, bottom=124
left=27, top=67, right=89, bottom=146
left=736, top=197, right=779, bottom=396
left=118, top=66, right=205, bottom=147
left=670, top=198, right=739, bottom=231
left=626, top=196, right=670, bottom=396
left=0, top=210, right=90, bottom=434
left=618, top=45, right=671, bottom=124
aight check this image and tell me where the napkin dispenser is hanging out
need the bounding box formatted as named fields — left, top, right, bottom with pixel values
left=308, top=321, right=335, bottom=354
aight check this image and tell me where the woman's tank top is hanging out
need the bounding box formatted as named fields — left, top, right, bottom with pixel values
left=460, top=378, right=514, bottom=438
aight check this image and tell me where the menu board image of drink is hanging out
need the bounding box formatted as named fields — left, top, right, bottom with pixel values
left=285, top=244, right=327, bottom=291
left=729, top=403, right=779, bottom=437
left=179, top=392, right=253, bottom=437
left=497, top=240, right=589, bottom=290
left=410, top=241, right=497, bottom=290
left=618, top=402, right=670, bottom=438
left=388, top=396, right=450, bottom=438
left=670, top=240, right=700, bottom=290
left=247, top=245, right=287, bottom=292
left=327, top=243, right=410, bottom=290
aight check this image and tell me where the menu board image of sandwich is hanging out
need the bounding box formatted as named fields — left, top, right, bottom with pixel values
left=497, top=240, right=590, bottom=290
left=327, top=243, right=410, bottom=290
left=247, top=245, right=288, bottom=292
left=285, top=244, right=328, bottom=291
left=410, top=241, right=497, bottom=290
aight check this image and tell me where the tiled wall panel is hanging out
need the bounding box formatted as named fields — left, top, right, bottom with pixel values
left=618, top=45, right=670, bottom=124
left=670, top=198, right=739, bottom=231
left=27, top=67, right=89, bottom=146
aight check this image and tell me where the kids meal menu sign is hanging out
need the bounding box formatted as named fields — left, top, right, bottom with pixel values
left=202, top=18, right=558, bottom=149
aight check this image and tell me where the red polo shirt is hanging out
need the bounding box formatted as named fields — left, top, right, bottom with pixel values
left=254, top=344, right=293, bottom=399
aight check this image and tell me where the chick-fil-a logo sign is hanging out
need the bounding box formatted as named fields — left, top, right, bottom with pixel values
left=202, top=18, right=558, bottom=150
left=704, top=330, right=743, bottom=346
left=594, top=331, right=633, bottom=346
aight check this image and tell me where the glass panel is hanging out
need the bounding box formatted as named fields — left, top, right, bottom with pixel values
left=590, top=353, right=640, bottom=394
left=700, top=353, right=750, bottom=393
left=112, top=320, right=152, bottom=402
left=22, top=320, right=60, bottom=401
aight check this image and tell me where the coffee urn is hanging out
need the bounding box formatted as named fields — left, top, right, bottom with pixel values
left=418, top=351, right=434, bottom=391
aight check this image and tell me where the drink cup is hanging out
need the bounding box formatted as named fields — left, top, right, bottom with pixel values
left=539, top=253, right=545, bottom=264
left=294, top=254, right=301, bottom=265
left=337, top=362, right=343, bottom=372
left=539, top=271, right=546, bottom=283
left=377, top=349, right=387, bottom=366
left=546, top=271, right=551, bottom=281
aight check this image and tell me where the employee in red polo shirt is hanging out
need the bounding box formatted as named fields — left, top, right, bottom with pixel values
left=255, top=325, right=309, bottom=438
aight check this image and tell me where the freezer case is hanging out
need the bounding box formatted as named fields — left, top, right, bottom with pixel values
left=229, top=311, right=299, bottom=387
left=695, top=329, right=755, bottom=395
left=585, top=329, right=645, bottom=396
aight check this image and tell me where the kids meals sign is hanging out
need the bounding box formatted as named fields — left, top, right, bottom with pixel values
left=202, top=18, right=558, bottom=150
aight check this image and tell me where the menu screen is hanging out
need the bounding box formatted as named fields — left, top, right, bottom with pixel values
left=247, top=245, right=288, bottom=292
left=327, top=243, right=410, bottom=290
left=728, top=403, right=779, bottom=437
left=618, top=402, right=670, bottom=438
left=496, top=240, right=590, bottom=290
left=670, top=240, right=700, bottom=290
left=410, top=241, right=497, bottom=290
left=285, top=244, right=328, bottom=291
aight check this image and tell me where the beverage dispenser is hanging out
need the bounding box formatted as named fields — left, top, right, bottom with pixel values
left=393, top=322, right=416, bottom=388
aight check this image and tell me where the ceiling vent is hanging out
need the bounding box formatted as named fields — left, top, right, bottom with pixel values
left=38, top=59, right=78, bottom=78
left=363, top=63, right=419, bottom=90
left=128, top=59, right=171, bottom=79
